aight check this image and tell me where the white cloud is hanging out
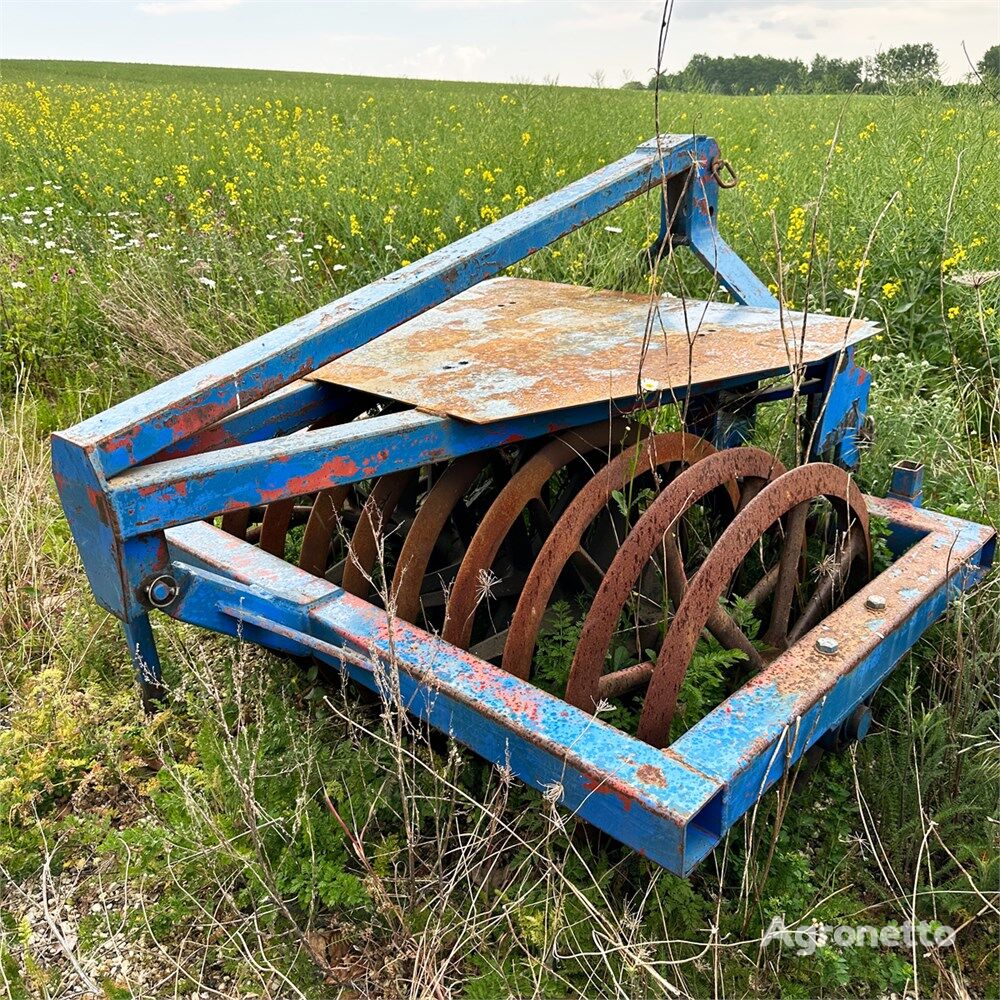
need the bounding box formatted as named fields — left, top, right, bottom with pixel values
left=137, top=0, right=243, bottom=15
left=401, top=43, right=491, bottom=79
left=414, top=0, right=526, bottom=7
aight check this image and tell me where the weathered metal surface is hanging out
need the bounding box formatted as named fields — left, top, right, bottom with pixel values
left=761, top=499, right=808, bottom=649
left=888, top=460, right=924, bottom=507
left=50, top=124, right=992, bottom=879
left=502, top=432, right=726, bottom=681
left=151, top=381, right=353, bottom=462
left=310, top=278, right=877, bottom=424
left=341, top=470, right=416, bottom=597
left=298, top=485, right=351, bottom=577
left=565, top=447, right=784, bottom=713
left=63, top=135, right=716, bottom=478
left=259, top=497, right=295, bottom=557
left=638, top=463, right=872, bottom=746
left=57, top=133, right=765, bottom=623
left=810, top=347, right=870, bottom=467
left=670, top=496, right=994, bottom=831
left=785, top=528, right=867, bottom=645
left=597, top=660, right=655, bottom=700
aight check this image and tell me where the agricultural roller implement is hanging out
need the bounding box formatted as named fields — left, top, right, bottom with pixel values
left=53, top=134, right=994, bottom=876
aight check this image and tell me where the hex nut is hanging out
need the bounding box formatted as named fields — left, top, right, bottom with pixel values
left=864, top=594, right=887, bottom=612
left=815, top=636, right=840, bottom=655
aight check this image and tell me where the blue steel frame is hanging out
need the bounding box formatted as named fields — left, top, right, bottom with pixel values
left=51, top=133, right=993, bottom=875
left=160, top=496, right=992, bottom=875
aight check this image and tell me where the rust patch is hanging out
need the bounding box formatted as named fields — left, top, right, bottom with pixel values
left=638, top=463, right=871, bottom=746
left=636, top=764, right=667, bottom=787
left=257, top=455, right=361, bottom=503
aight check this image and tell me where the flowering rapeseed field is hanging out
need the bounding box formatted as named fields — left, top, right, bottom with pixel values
left=2, top=61, right=997, bottom=389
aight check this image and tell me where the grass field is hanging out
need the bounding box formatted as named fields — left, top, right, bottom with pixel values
left=1, top=60, right=998, bottom=998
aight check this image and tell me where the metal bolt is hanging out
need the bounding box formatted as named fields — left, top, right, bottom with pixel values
left=815, top=636, right=840, bottom=656
left=146, top=574, right=178, bottom=608
left=864, top=594, right=887, bottom=612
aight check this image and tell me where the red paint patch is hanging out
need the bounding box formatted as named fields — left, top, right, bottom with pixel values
left=256, top=454, right=360, bottom=504
left=86, top=486, right=111, bottom=526
left=331, top=455, right=359, bottom=477
left=155, top=425, right=238, bottom=462
left=138, top=480, right=187, bottom=499
left=582, top=776, right=634, bottom=812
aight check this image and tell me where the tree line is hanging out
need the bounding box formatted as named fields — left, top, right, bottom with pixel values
left=621, top=44, right=1000, bottom=94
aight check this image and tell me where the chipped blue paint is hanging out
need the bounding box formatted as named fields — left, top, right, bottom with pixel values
left=107, top=359, right=875, bottom=536
left=157, top=498, right=992, bottom=876
left=53, top=132, right=783, bottom=620
left=888, top=460, right=924, bottom=507
left=153, top=380, right=346, bottom=461
left=810, top=346, right=870, bottom=466
left=60, top=134, right=718, bottom=479
left=121, top=613, right=162, bottom=691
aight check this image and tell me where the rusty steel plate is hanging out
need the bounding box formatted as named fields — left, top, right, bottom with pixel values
left=309, top=278, right=877, bottom=424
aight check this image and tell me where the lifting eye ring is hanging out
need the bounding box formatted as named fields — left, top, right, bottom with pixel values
left=710, top=157, right=739, bottom=189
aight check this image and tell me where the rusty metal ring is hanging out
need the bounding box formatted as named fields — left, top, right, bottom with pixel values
left=390, top=452, right=495, bottom=623
left=342, top=470, right=417, bottom=598
left=220, top=507, right=252, bottom=540
left=240, top=396, right=373, bottom=554
left=442, top=420, right=632, bottom=651
left=501, top=431, right=727, bottom=681
left=637, top=463, right=871, bottom=748
left=710, top=157, right=739, bottom=189
left=298, top=485, right=352, bottom=577
left=259, top=497, right=296, bottom=557
left=565, top=448, right=784, bottom=713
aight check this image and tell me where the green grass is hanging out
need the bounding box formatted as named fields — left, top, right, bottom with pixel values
left=1, top=60, right=997, bottom=998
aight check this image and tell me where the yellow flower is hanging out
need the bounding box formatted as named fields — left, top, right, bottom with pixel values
left=521, top=132, right=531, bottom=145
left=786, top=206, right=806, bottom=243
left=941, top=247, right=966, bottom=272
left=881, top=280, right=901, bottom=300
left=947, top=305, right=961, bottom=319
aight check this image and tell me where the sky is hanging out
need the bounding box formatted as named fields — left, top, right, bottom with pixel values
left=1, top=0, right=997, bottom=86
